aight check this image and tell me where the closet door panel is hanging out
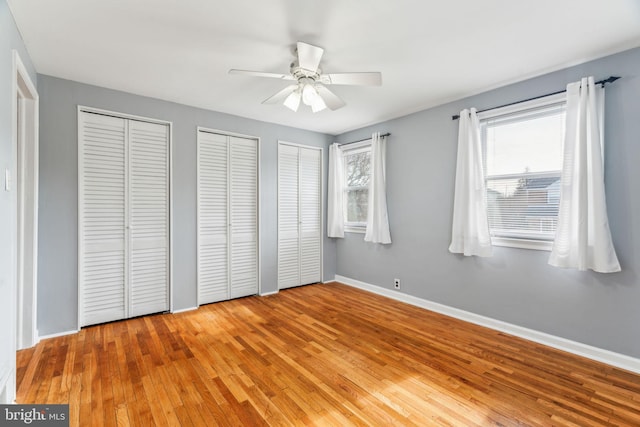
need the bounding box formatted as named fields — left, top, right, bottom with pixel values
left=278, top=144, right=301, bottom=289
left=79, top=113, right=127, bottom=326
left=299, top=147, right=322, bottom=285
left=129, top=120, right=170, bottom=317
left=229, top=137, right=258, bottom=298
left=198, top=132, right=229, bottom=304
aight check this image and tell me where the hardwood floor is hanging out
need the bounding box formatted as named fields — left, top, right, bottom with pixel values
left=17, top=282, right=640, bottom=426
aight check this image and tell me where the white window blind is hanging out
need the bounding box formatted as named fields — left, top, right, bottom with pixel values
left=480, top=96, right=565, bottom=248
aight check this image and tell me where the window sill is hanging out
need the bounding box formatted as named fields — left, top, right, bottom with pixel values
left=492, top=237, right=553, bottom=251
left=344, top=226, right=366, bottom=234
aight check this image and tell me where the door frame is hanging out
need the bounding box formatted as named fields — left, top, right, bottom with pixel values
left=12, top=50, right=39, bottom=351
left=77, top=106, right=173, bottom=328
left=276, top=141, right=324, bottom=290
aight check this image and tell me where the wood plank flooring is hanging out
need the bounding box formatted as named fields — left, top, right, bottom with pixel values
left=17, top=282, right=640, bottom=426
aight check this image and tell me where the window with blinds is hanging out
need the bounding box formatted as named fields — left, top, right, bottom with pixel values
left=479, top=93, right=566, bottom=249
left=342, top=141, right=371, bottom=232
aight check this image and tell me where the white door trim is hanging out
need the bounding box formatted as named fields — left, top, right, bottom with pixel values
left=12, top=50, right=39, bottom=352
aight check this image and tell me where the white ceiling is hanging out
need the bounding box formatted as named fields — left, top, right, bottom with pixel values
left=8, top=0, right=640, bottom=135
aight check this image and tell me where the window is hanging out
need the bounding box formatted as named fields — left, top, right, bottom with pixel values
left=342, top=141, right=371, bottom=232
left=479, top=93, right=566, bottom=250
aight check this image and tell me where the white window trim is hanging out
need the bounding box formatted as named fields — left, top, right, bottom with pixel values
left=477, top=92, right=566, bottom=121
left=492, top=237, right=553, bottom=251
left=344, top=224, right=367, bottom=234
left=479, top=92, right=566, bottom=251
left=342, top=140, right=371, bottom=233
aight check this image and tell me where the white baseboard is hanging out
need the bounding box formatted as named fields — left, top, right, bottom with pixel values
left=172, top=306, right=198, bottom=314
left=38, top=329, right=79, bottom=341
left=259, top=290, right=279, bottom=297
left=335, top=275, right=640, bottom=375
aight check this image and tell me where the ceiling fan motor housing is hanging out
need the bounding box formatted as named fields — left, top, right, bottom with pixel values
left=290, top=61, right=321, bottom=81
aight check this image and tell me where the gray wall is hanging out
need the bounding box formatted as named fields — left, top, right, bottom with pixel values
left=37, top=75, right=336, bottom=336
left=0, top=0, right=37, bottom=394
left=334, top=47, right=640, bottom=358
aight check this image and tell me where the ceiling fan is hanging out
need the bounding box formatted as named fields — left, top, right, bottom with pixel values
left=229, top=42, right=382, bottom=113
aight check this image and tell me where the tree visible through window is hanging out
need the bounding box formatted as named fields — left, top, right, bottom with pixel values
left=343, top=144, right=371, bottom=228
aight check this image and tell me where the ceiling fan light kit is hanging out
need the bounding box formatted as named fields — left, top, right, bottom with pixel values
left=229, top=42, right=381, bottom=113
left=283, top=90, right=301, bottom=112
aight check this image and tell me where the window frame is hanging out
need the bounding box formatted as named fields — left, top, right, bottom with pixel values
left=478, top=92, right=567, bottom=251
left=341, top=140, right=372, bottom=233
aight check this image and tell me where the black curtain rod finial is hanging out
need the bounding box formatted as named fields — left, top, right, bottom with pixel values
left=600, top=76, right=620, bottom=86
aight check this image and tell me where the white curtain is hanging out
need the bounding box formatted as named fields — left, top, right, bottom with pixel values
left=548, top=77, right=620, bottom=272
left=449, top=108, right=492, bottom=257
left=364, top=132, right=392, bottom=244
left=327, top=143, right=345, bottom=238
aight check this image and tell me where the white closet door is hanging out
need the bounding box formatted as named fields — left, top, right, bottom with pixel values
left=299, top=147, right=322, bottom=285
left=198, top=132, right=229, bottom=304
left=278, top=144, right=301, bottom=289
left=80, top=110, right=170, bottom=327
left=128, top=120, right=169, bottom=317
left=197, top=130, right=259, bottom=304
left=79, top=112, right=127, bottom=326
left=229, top=136, right=258, bottom=298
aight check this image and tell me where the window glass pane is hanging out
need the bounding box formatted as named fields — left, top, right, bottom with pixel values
left=482, top=100, right=565, bottom=243
left=343, top=146, right=371, bottom=228
left=487, top=175, right=560, bottom=240
left=485, top=111, right=564, bottom=176
left=346, top=189, right=368, bottom=223
left=345, top=152, right=370, bottom=187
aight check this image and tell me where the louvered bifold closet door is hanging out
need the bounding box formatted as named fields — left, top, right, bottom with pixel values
left=79, top=113, right=127, bottom=326
left=128, top=120, right=169, bottom=317
left=229, top=136, right=258, bottom=298
left=278, top=144, right=301, bottom=289
left=198, top=132, right=229, bottom=304
left=299, top=147, right=322, bottom=285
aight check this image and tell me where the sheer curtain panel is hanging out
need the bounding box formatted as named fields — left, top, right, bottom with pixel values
left=327, top=143, right=345, bottom=238
left=548, top=77, right=620, bottom=273
left=449, top=108, right=493, bottom=257
left=364, top=133, right=391, bottom=244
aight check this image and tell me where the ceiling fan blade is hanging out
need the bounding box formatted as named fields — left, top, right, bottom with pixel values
left=297, top=42, right=324, bottom=72
left=229, top=69, right=294, bottom=80
left=315, top=85, right=346, bottom=111
left=262, top=85, right=299, bottom=104
left=321, top=72, right=382, bottom=86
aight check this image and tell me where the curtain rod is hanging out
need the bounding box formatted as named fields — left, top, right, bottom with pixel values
left=451, top=76, right=620, bottom=120
left=338, top=132, right=391, bottom=146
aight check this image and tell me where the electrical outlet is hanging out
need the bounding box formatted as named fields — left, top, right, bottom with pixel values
left=394, top=278, right=400, bottom=289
